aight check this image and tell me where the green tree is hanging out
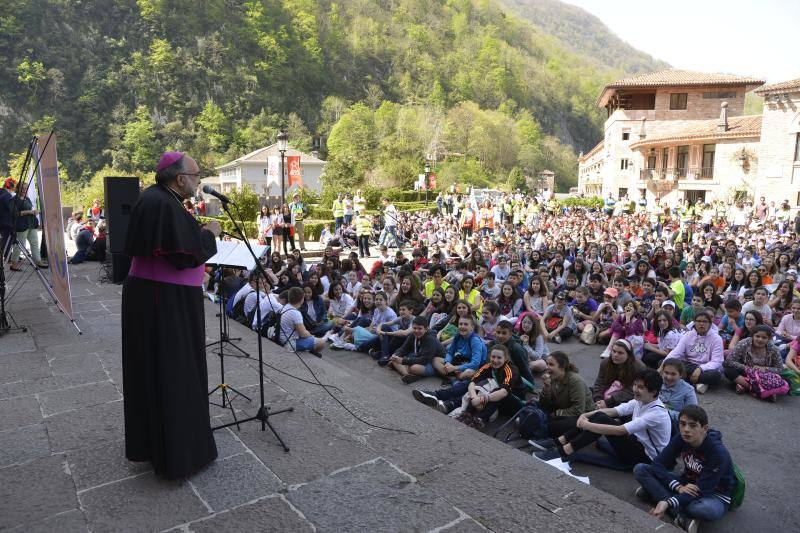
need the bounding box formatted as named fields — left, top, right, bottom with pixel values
left=226, top=185, right=261, bottom=224
left=121, top=106, right=160, bottom=173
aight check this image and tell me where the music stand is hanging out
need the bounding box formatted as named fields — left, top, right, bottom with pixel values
left=209, top=204, right=292, bottom=452
left=206, top=239, right=268, bottom=426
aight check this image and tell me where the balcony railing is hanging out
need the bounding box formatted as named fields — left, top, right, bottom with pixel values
left=640, top=166, right=714, bottom=181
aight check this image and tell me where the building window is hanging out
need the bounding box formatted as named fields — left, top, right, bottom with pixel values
left=620, top=159, right=630, bottom=170
left=618, top=188, right=628, bottom=198
left=647, top=153, right=657, bottom=169
left=662, top=148, right=669, bottom=170
left=702, top=144, right=715, bottom=178
left=670, top=93, right=688, bottom=110
left=263, top=168, right=267, bottom=175
left=795, top=133, right=800, bottom=162
left=622, top=130, right=630, bottom=141
left=676, top=146, right=689, bottom=177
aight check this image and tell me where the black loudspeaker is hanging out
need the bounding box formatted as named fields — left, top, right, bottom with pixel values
left=104, top=176, right=139, bottom=283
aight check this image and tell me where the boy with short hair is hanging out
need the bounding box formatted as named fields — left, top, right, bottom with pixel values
left=741, top=286, right=772, bottom=323
left=278, top=287, right=325, bottom=357
left=388, top=316, right=444, bottom=384
left=480, top=272, right=501, bottom=301
left=680, top=294, right=704, bottom=326
left=634, top=405, right=736, bottom=532
left=718, top=299, right=743, bottom=346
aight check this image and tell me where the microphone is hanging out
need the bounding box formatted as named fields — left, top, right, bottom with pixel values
left=202, top=185, right=231, bottom=204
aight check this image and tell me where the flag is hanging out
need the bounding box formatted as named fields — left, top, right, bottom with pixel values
left=287, top=155, right=302, bottom=187
left=266, top=156, right=280, bottom=188
left=428, top=173, right=437, bottom=190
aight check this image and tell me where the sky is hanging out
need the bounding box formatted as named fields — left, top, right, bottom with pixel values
left=563, top=0, right=800, bottom=83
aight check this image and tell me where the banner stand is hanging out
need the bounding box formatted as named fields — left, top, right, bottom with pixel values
left=3, top=132, right=81, bottom=335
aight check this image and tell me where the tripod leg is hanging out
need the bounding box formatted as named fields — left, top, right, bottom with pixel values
left=225, top=384, right=252, bottom=403
left=222, top=387, right=241, bottom=431
left=258, top=406, right=293, bottom=452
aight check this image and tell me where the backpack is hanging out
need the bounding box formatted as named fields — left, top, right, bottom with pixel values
left=230, top=290, right=255, bottom=324
left=498, top=404, right=548, bottom=441
left=730, top=463, right=745, bottom=509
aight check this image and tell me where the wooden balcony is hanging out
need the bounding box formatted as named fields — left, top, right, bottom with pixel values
left=640, top=166, right=714, bottom=181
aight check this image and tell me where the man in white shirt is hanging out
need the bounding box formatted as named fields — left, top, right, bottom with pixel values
left=278, top=287, right=325, bottom=357
left=380, top=197, right=401, bottom=248
left=536, top=368, right=672, bottom=470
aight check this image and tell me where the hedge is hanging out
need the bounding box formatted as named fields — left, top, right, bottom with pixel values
left=557, top=196, right=604, bottom=209
left=197, top=216, right=259, bottom=239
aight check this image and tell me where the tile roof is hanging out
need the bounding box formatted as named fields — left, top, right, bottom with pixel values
left=597, top=69, right=765, bottom=107
left=628, top=115, right=762, bottom=150
left=216, top=143, right=325, bottom=169
left=606, top=69, right=765, bottom=89
left=755, top=78, right=800, bottom=95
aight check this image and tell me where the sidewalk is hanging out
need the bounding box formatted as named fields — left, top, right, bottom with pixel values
left=0, top=261, right=670, bottom=532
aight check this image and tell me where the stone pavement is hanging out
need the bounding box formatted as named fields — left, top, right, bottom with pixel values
left=0, top=261, right=678, bottom=532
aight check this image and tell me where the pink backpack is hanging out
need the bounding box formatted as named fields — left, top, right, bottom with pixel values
left=745, top=368, right=789, bottom=399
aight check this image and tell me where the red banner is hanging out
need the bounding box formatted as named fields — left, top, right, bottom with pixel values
left=37, top=134, right=73, bottom=320
left=287, top=155, right=302, bottom=187
left=428, top=173, right=437, bottom=190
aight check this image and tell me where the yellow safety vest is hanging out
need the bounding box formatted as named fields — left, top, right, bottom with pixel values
left=332, top=200, right=344, bottom=218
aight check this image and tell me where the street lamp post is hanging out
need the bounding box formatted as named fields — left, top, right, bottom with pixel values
left=424, top=162, right=431, bottom=206
left=277, top=130, right=288, bottom=205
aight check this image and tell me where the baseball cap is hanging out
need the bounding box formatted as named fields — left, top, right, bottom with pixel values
left=662, top=300, right=677, bottom=308
left=556, top=290, right=568, bottom=300
left=603, top=287, right=618, bottom=298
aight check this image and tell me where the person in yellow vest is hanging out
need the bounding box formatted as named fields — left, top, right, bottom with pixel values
left=289, top=192, right=308, bottom=251
left=332, top=193, right=345, bottom=233
left=459, top=275, right=483, bottom=317
left=479, top=200, right=494, bottom=237
left=424, top=266, right=450, bottom=298
left=355, top=210, right=372, bottom=258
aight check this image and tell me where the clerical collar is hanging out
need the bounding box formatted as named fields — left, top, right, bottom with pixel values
left=161, top=183, right=186, bottom=204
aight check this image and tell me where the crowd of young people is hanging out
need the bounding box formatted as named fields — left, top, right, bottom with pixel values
left=219, top=190, right=799, bottom=532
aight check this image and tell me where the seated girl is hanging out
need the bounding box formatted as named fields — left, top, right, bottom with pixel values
left=517, top=312, right=548, bottom=373
left=600, top=300, right=646, bottom=359
left=723, top=325, right=786, bottom=401
left=643, top=310, right=684, bottom=369
left=433, top=315, right=487, bottom=381
left=438, top=300, right=474, bottom=347
left=658, top=359, right=698, bottom=423
left=592, top=339, right=646, bottom=409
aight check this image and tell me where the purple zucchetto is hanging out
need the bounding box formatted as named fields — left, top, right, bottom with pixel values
left=156, top=151, right=184, bottom=172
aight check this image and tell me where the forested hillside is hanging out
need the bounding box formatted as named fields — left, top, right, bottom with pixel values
left=0, top=0, right=659, bottom=194
left=497, top=0, right=669, bottom=74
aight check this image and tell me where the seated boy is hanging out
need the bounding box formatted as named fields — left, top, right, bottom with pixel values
left=634, top=405, right=736, bottom=532
left=387, top=316, right=444, bottom=384
left=536, top=368, right=672, bottom=471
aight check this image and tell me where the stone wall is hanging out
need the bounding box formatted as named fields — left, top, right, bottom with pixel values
left=755, top=93, right=800, bottom=204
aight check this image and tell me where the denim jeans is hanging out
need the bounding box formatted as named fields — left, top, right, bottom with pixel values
left=382, top=226, right=400, bottom=247
left=634, top=463, right=728, bottom=521
left=683, top=363, right=723, bottom=386
left=434, top=381, right=469, bottom=401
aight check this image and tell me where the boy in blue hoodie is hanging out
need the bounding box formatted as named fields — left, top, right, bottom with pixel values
left=634, top=405, right=735, bottom=532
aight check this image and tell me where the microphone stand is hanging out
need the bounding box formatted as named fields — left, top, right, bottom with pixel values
left=211, top=199, right=292, bottom=452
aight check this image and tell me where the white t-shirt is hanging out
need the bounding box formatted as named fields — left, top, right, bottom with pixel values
left=329, top=293, right=355, bottom=318
left=231, top=283, right=255, bottom=309
left=741, top=301, right=772, bottom=322
left=384, top=204, right=398, bottom=227
left=278, top=304, right=305, bottom=348
left=251, top=293, right=283, bottom=330
left=616, top=398, right=672, bottom=461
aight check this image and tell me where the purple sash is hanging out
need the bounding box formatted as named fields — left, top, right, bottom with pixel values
left=129, top=256, right=205, bottom=286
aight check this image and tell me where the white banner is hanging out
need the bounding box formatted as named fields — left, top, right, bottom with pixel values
left=266, top=156, right=280, bottom=188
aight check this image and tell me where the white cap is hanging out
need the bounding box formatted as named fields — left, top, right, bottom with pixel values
left=662, top=300, right=677, bottom=308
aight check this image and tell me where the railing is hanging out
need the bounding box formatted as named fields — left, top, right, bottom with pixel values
left=640, top=166, right=714, bottom=181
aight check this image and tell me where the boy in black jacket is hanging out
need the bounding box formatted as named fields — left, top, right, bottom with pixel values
left=388, top=316, right=444, bottom=384
left=634, top=405, right=735, bottom=532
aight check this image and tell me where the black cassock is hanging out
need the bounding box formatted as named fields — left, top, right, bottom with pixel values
left=121, top=184, right=217, bottom=479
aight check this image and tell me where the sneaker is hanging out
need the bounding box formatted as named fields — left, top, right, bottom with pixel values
left=695, top=383, right=708, bottom=394
left=412, top=389, right=439, bottom=408
left=528, top=438, right=556, bottom=451
left=600, top=347, right=611, bottom=358
left=341, top=342, right=356, bottom=351
left=437, top=400, right=455, bottom=414
left=552, top=335, right=561, bottom=344
left=377, top=357, right=391, bottom=367
left=368, top=348, right=382, bottom=360
left=634, top=486, right=649, bottom=501
left=402, top=374, right=422, bottom=384
left=534, top=448, right=561, bottom=461
left=673, top=515, right=699, bottom=533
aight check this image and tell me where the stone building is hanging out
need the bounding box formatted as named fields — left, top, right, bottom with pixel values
left=577, top=70, right=800, bottom=206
